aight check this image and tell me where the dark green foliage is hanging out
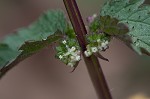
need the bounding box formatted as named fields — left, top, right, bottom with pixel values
left=0, top=10, right=67, bottom=76
left=101, top=0, right=150, bottom=55
left=90, top=15, right=129, bottom=36
left=99, top=16, right=129, bottom=35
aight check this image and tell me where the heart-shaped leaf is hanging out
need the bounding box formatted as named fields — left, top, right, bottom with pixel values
left=101, top=0, right=150, bottom=56
left=0, top=10, right=67, bottom=78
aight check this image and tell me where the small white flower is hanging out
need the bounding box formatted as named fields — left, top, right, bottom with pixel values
left=67, top=48, right=73, bottom=53
left=68, top=47, right=76, bottom=53
left=76, top=50, right=81, bottom=55
left=62, top=40, right=67, bottom=44
left=71, top=52, right=78, bottom=57
left=59, top=55, right=63, bottom=59
left=64, top=51, right=70, bottom=56
left=91, top=47, right=98, bottom=53
left=105, top=41, right=109, bottom=45
left=43, top=38, right=47, bottom=41
left=67, top=62, right=74, bottom=67
left=84, top=51, right=89, bottom=57
left=84, top=50, right=92, bottom=57
left=70, top=46, right=76, bottom=52
left=97, top=39, right=101, bottom=43
left=75, top=55, right=81, bottom=61
left=93, top=14, right=97, bottom=18
left=101, top=42, right=106, bottom=48
left=65, top=45, right=69, bottom=48
left=70, top=56, right=76, bottom=60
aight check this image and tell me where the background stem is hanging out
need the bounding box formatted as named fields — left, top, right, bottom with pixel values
left=63, top=0, right=112, bottom=99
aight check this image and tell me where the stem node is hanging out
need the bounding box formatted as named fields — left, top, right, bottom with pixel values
left=63, top=0, right=112, bottom=99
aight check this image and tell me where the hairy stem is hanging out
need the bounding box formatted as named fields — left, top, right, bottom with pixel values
left=63, top=0, right=112, bottom=99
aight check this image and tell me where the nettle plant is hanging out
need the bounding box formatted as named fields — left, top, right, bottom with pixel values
left=0, top=0, right=150, bottom=98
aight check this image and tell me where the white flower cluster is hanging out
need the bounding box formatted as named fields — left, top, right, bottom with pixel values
left=58, top=40, right=81, bottom=67
left=84, top=39, right=109, bottom=57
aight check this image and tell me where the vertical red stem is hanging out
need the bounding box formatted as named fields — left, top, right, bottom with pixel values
left=63, top=0, right=112, bottom=99
left=63, top=0, right=87, bottom=51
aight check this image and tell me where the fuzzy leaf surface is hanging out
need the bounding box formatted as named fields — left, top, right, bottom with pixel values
left=0, top=10, right=67, bottom=77
left=101, top=0, right=150, bottom=55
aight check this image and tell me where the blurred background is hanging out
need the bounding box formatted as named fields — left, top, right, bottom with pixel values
left=0, top=0, right=150, bottom=99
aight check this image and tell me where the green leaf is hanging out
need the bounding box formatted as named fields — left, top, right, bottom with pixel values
left=100, top=0, right=150, bottom=56
left=89, top=15, right=129, bottom=36
left=0, top=10, right=67, bottom=77
left=99, top=15, right=129, bottom=35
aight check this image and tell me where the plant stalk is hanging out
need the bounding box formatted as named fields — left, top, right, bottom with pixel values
left=63, top=0, right=112, bottom=99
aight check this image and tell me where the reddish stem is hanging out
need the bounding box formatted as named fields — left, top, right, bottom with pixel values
left=63, top=0, right=112, bottom=99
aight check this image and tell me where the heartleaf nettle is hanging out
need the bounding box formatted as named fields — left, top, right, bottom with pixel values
left=1, top=0, right=150, bottom=78
left=101, top=0, right=150, bottom=56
